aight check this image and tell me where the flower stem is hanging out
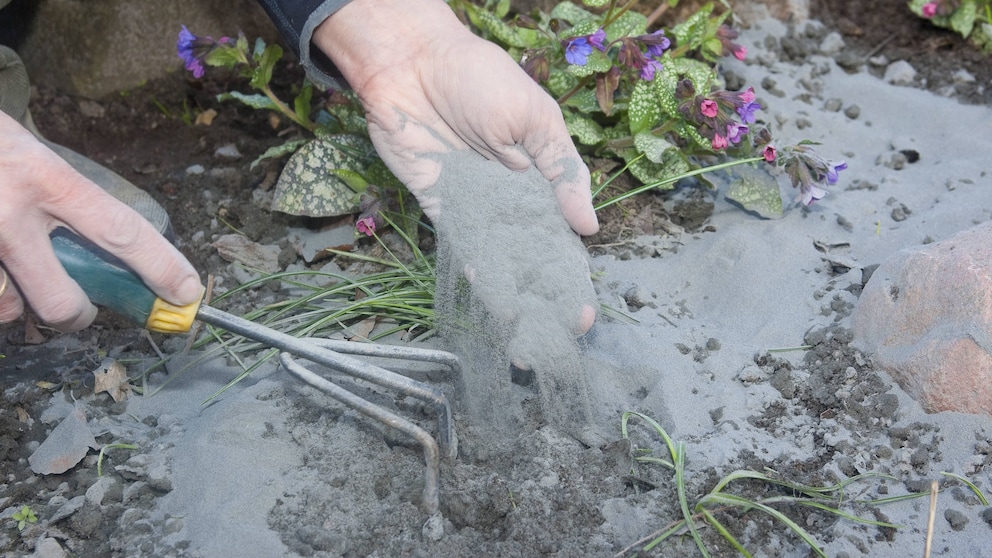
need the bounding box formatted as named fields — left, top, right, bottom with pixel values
left=594, top=155, right=765, bottom=211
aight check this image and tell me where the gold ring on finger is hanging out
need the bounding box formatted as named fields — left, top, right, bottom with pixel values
left=0, top=267, right=7, bottom=299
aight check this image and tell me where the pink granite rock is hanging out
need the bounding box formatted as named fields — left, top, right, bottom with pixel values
left=852, top=222, right=992, bottom=415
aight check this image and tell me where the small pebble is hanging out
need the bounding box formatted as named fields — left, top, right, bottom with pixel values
left=844, top=104, right=861, bottom=119
left=883, top=60, right=917, bottom=86
left=823, top=98, right=843, bottom=112
left=214, top=144, right=242, bottom=159
left=186, top=164, right=205, bottom=175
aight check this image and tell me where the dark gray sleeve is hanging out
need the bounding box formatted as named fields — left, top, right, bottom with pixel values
left=255, top=0, right=355, bottom=88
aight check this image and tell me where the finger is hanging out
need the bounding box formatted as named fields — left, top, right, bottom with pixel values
left=37, top=163, right=203, bottom=306
left=2, top=228, right=98, bottom=332
left=0, top=267, right=25, bottom=324
left=520, top=102, right=600, bottom=236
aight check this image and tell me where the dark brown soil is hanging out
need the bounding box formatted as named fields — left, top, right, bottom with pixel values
left=812, top=0, right=992, bottom=105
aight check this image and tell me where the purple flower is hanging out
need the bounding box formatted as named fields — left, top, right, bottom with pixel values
left=726, top=122, right=748, bottom=144
left=640, top=59, right=663, bottom=81
left=588, top=28, right=607, bottom=51
left=826, top=161, right=847, bottom=184
left=736, top=100, right=761, bottom=124
left=798, top=185, right=826, bottom=206
left=356, top=216, right=376, bottom=237
left=643, top=30, right=671, bottom=58
left=177, top=25, right=204, bottom=78
left=922, top=2, right=938, bottom=17
left=564, top=37, right=593, bottom=66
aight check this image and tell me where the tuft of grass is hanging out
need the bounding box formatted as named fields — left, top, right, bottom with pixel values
left=141, top=215, right=437, bottom=402
left=617, top=411, right=900, bottom=558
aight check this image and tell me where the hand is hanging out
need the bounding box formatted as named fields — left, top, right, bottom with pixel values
left=0, top=111, right=203, bottom=332
left=315, top=0, right=599, bottom=343
left=313, top=0, right=599, bottom=238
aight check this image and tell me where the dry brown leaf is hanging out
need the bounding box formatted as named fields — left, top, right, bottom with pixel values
left=345, top=316, right=377, bottom=341
left=195, top=108, right=218, bottom=126
left=92, top=359, right=132, bottom=402
left=15, top=407, right=29, bottom=423
left=23, top=316, right=45, bottom=344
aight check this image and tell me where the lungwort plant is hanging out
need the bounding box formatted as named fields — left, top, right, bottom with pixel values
left=912, top=0, right=992, bottom=53
left=452, top=0, right=845, bottom=217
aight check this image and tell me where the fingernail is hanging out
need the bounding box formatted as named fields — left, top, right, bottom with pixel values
left=176, top=275, right=205, bottom=304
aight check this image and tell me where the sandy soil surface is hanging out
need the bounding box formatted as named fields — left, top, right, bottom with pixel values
left=2, top=8, right=992, bottom=558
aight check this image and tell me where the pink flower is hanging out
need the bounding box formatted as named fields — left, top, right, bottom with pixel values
left=762, top=145, right=777, bottom=163
left=700, top=99, right=718, bottom=118
left=711, top=134, right=728, bottom=150
left=739, top=87, right=756, bottom=104
left=732, top=45, right=747, bottom=61
left=921, top=2, right=937, bottom=18
left=356, top=216, right=376, bottom=237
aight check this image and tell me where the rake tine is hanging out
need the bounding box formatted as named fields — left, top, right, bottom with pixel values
left=278, top=352, right=441, bottom=517
left=307, top=339, right=462, bottom=376
left=194, top=306, right=457, bottom=459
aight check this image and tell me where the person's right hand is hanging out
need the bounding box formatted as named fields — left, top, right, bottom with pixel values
left=0, top=111, right=203, bottom=332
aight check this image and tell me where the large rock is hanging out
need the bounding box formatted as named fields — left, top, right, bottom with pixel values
left=852, top=222, right=992, bottom=415
left=15, top=0, right=279, bottom=98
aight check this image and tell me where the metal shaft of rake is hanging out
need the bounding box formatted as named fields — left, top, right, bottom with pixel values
left=196, top=305, right=457, bottom=459
left=278, top=352, right=441, bottom=515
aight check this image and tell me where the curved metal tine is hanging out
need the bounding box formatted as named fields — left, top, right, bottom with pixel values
left=307, top=339, right=462, bottom=376
left=287, top=343, right=456, bottom=460
left=279, top=352, right=440, bottom=517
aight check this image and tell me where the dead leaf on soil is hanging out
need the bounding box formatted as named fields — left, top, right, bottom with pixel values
left=345, top=316, right=377, bottom=341
left=15, top=407, right=29, bottom=423
left=195, top=108, right=218, bottom=126
left=23, top=316, right=45, bottom=344
left=92, top=359, right=132, bottom=402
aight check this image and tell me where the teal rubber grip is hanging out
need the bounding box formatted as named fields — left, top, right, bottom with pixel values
left=50, top=228, right=157, bottom=327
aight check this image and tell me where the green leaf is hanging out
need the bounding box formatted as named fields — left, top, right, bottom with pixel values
left=547, top=68, right=580, bottom=97
left=671, top=3, right=714, bottom=50
left=561, top=86, right=600, bottom=114
left=723, top=165, right=783, bottom=219
left=583, top=0, right=610, bottom=7
left=203, top=45, right=244, bottom=68
left=216, top=91, right=277, bottom=111
left=251, top=43, right=283, bottom=89
left=604, top=9, right=649, bottom=39
left=550, top=2, right=596, bottom=25
left=475, top=9, right=539, bottom=48
left=629, top=79, right=661, bottom=135
left=950, top=0, right=977, bottom=38
left=252, top=37, right=266, bottom=59
left=271, top=134, right=377, bottom=217
left=567, top=49, right=612, bottom=77
left=495, top=0, right=511, bottom=18
left=293, top=82, right=313, bottom=126
left=563, top=111, right=605, bottom=145
left=328, top=168, right=369, bottom=193
left=249, top=138, right=308, bottom=170
left=624, top=146, right=689, bottom=185
left=633, top=132, right=677, bottom=164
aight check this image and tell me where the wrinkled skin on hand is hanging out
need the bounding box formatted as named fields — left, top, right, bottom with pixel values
left=316, top=0, right=599, bottom=345
left=0, top=111, right=203, bottom=332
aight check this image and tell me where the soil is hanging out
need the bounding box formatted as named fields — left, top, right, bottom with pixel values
left=1, top=2, right=991, bottom=557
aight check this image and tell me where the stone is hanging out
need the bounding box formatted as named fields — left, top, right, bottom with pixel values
left=852, top=222, right=992, bottom=415
left=15, top=0, right=279, bottom=98
left=819, top=31, right=845, bottom=56
left=883, top=60, right=917, bottom=86
left=28, top=408, right=98, bottom=475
